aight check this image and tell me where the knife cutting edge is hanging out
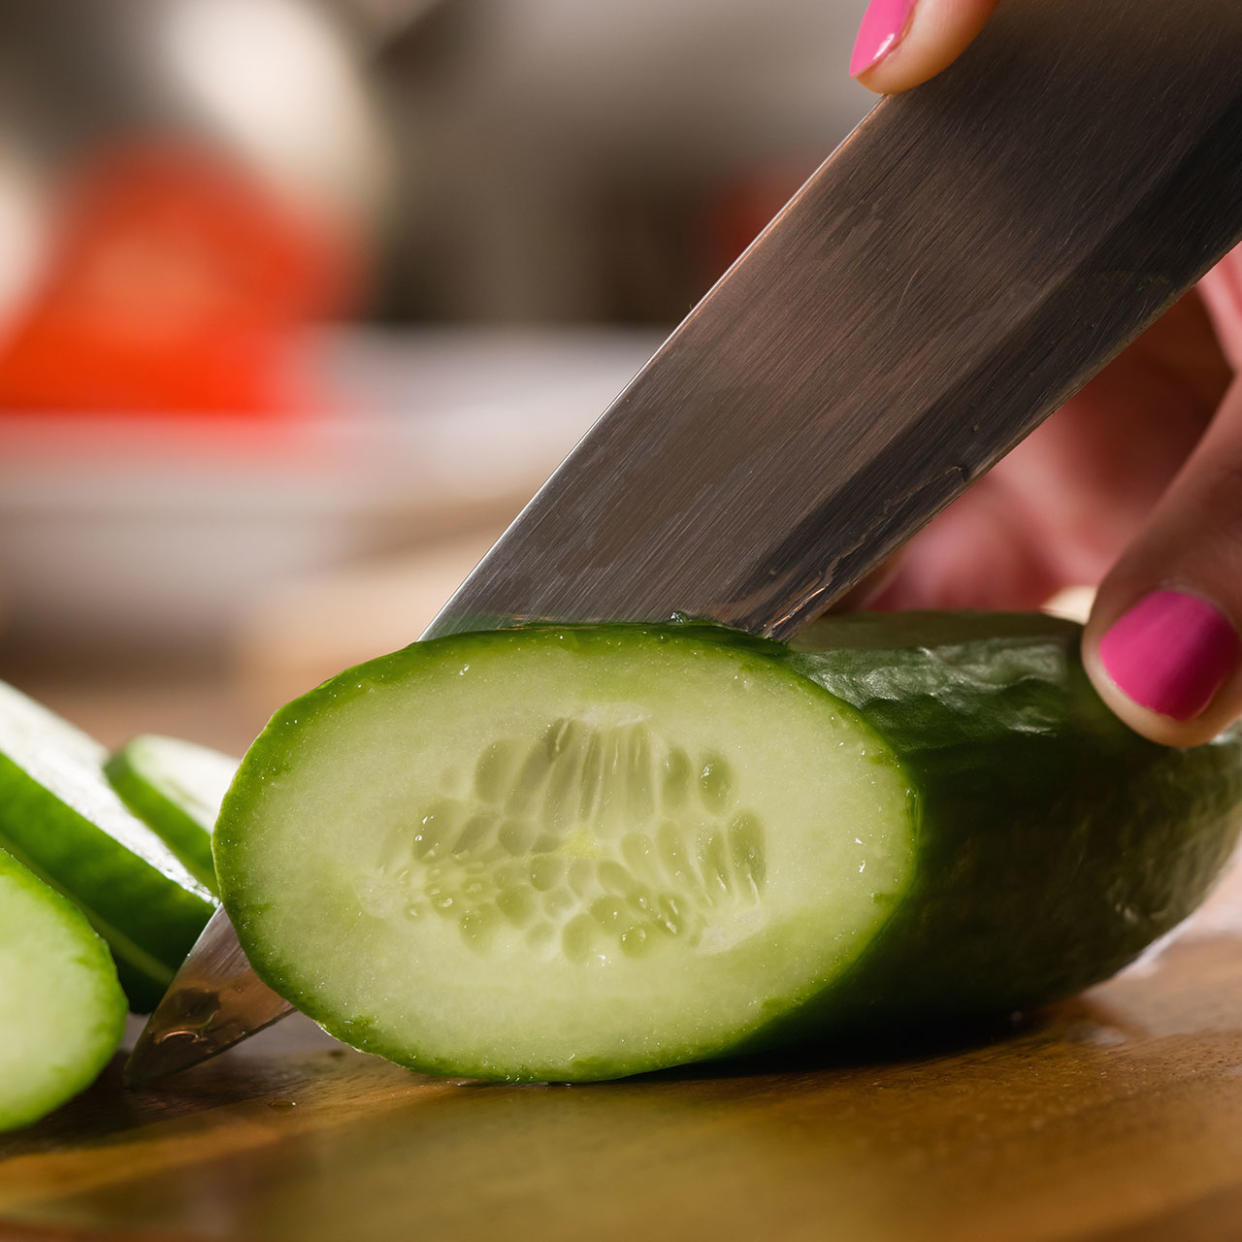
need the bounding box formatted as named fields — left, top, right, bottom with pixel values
left=127, top=0, right=1242, bottom=1084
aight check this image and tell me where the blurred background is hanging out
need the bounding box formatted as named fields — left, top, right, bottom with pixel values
left=0, top=0, right=872, bottom=753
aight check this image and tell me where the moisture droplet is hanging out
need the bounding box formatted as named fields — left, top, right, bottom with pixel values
left=590, top=896, right=627, bottom=930
left=459, top=906, right=500, bottom=951
left=729, top=812, right=766, bottom=890
left=657, top=821, right=688, bottom=880
left=414, top=801, right=459, bottom=858
left=546, top=716, right=584, bottom=759
left=376, top=824, right=411, bottom=873
left=620, top=925, right=651, bottom=958
left=698, top=754, right=734, bottom=815
left=621, top=832, right=655, bottom=876
left=698, top=829, right=732, bottom=894
left=453, top=813, right=494, bottom=855
left=655, top=893, right=684, bottom=936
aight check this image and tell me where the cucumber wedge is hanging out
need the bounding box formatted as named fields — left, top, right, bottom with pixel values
left=0, top=847, right=127, bottom=1131
left=0, top=683, right=216, bottom=1013
left=105, top=735, right=238, bottom=893
left=215, top=615, right=1242, bottom=1082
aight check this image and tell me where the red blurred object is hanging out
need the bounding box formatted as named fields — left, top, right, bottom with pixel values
left=0, top=145, right=361, bottom=417
left=700, top=162, right=818, bottom=284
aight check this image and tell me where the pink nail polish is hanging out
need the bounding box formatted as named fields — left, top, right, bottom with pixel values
left=850, top=0, right=918, bottom=78
left=1098, top=590, right=1240, bottom=722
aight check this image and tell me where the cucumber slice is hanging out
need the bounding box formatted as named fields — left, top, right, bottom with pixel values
left=0, top=847, right=127, bottom=1131
left=0, top=683, right=216, bottom=1013
left=105, top=735, right=238, bottom=893
left=216, top=616, right=1242, bottom=1082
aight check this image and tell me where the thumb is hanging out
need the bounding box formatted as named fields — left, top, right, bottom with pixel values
left=851, top=0, right=1000, bottom=93
left=1085, top=379, right=1242, bottom=747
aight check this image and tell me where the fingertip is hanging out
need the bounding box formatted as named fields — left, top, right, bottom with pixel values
left=1084, top=588, right=1242, bottom=748
left=852, top=0, right=1000, bottom=94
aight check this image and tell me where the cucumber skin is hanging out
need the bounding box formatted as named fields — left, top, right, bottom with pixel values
left=104, top=747, right=219, bottom=894
left=765, top=612, right=1242, bottom=1044
left=0, top=752, right=216, bottom=1013
left=219, top=614, right=1242, bottom=1077
left=0, top=848, right=127, bottom=1131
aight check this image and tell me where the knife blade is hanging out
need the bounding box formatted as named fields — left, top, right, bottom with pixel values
left=127, top=0, right=1242, bottom=1085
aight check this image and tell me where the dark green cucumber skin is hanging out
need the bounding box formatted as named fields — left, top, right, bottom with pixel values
left=760, top=611, right=1242, bottom=1044
left=0, top=755, right=216, bottom=1013
left=104, top=752, right=218, bottom=894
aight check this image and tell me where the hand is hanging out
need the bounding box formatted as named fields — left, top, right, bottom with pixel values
left=846, top=0, right=1242, bottom=748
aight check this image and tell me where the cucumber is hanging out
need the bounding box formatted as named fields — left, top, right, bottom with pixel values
left=214, top=615, right=1242, bottom=1083
left=0, top=683, right=216, bottom=1013
left=105, top=735, right=238, bottom=893
left=783, top=612, right=1242, bottom=1035
left=0, top=847, right=127, bottom=1131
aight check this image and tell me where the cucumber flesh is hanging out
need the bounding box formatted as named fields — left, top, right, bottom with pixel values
left=217, top=617, right=1242, bottom=1083
left=218, top=626, right=915, bottom=1081
left=0, top=682, right=216, bottom=1013
left=0, top=847, right=127, bottom=1131
left=105, top=735, right=238, bottom=893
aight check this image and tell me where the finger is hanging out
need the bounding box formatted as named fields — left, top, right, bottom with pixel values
left=1085, top=379, right=1242, bottom=747
left=851, top=0, right=1000, bottom=93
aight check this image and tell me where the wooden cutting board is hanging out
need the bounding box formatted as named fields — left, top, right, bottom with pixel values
left=5, top=866, right=1242, bottom=1242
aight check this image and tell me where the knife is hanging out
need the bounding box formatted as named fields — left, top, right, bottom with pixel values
left=126, top=0, right=1242, bottom=1085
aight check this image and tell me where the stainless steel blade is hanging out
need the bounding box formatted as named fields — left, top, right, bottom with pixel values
left=123, top=906, right=291, bottom=1085
left=127, top=0, right=1242, bottom=1084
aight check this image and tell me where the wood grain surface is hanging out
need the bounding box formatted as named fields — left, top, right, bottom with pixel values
left=4, top=870, right=1242, bottom=1242
left=5, top=675, right=1242, bottom=1242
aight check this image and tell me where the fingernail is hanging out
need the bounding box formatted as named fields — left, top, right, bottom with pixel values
left=850, top=0, right=918, bottom=78
left=1098, top=589, right=1240, bottom=721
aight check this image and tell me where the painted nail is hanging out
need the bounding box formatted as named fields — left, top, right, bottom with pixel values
left=1098, top=589, right=1240, bottom=722
left=850, top=0, right=918, bottom=78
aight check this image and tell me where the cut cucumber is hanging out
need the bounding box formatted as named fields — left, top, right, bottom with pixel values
left=105, top=735, right=238, bottom=893
left=783, top=612, right=1242, bottom=1034
left=0, top=683, right=216, bottom=1013
left=215, top=615, right=1242, bottom=1082
left=0, top=846, right=127, bottom=1131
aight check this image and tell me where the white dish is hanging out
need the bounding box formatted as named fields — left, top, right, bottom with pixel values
left=0, top=327, right=659, bottom=652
